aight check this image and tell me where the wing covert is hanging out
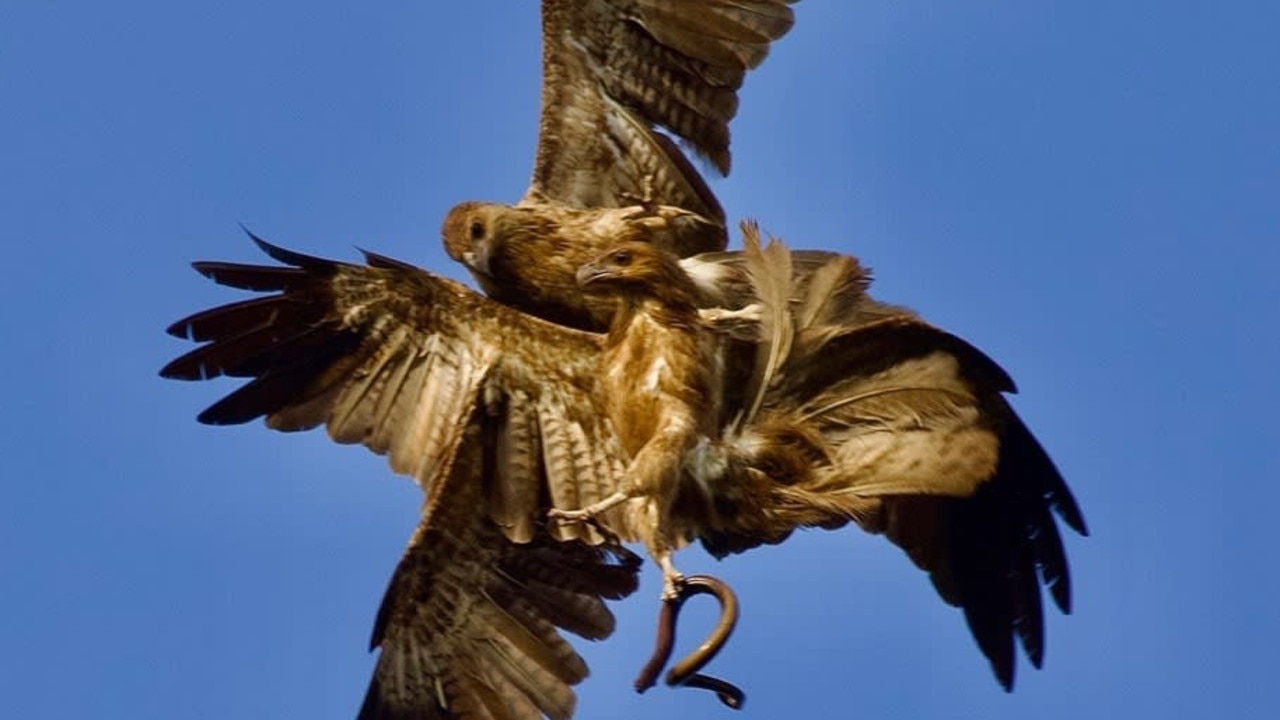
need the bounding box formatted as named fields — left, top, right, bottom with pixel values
left=160, top=234, right=629, bottom=540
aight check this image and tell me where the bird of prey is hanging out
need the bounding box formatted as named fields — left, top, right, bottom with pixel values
left=162, top=223, right=1086, bottom=717
left=165, top=2, right=806, bottom=716
left=163, top=0, right=1090, bottom=716
left=441, top=0, right=800, bottom=331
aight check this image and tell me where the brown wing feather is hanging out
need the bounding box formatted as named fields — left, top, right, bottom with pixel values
left=680, top=239, right=1085, bottom=690
left=530, top=0, right=798, bottom=223
left=358, top=418, right=641, bottom=720
left=782, top=318, right=1085, bottom=689
left=160, top=234, right=631, bottom=544
left=876, top=402, right=1086, bottom=690
left=775, top=317, right=1013, bottom=500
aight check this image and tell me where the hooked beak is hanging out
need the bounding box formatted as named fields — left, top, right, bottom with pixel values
left=576, top=261, right=612, bottom=287
left=461, top=240, right=494, bottom=280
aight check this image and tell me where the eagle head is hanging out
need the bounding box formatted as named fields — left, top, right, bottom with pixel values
left=441, top=201, right=502, bottom=279
left=576, top=241, right=676, bottom=290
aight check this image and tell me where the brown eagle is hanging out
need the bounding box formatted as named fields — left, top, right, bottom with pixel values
left=163, top=0, right=1088, bottom=717
left=441, top=0, right=800, bottom=331
left=162, top=223, right=1086, bottom=718
left=163, top=2, right=807, bottom=717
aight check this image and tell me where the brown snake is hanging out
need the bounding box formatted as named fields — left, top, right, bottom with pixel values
left=633, top=574, right=745, bottom=709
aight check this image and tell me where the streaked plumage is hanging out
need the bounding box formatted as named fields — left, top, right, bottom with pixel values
left=162, top=224, right=1086, bottom=715
left=165, top=4, right=804, bottom=716
left=442, top=0, right=800, bottom=330
left=551, top=240, right=728, bottom=597
left=162, top=1, right=1090, bottom=716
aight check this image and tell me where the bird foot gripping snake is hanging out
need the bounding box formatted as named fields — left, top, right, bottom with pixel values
left=634, top=574, right=745, bottom=709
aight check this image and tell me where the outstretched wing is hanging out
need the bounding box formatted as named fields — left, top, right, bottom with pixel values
left=159, top=235, right=631, bottom=543
left=161, top=235, right=648, bottom=717
left=529, top=0, right=799, bottom=234
left=694, top=237, right=1086, bottom=690
left=359, top=415, right=640, bottom=720
left=778, top=316, right=1088, bottom=690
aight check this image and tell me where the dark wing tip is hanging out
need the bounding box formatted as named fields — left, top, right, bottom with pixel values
left=195, top=407, right=252, bottom=426
left=1052, top=488, right=1090, bottom=538
left=157, top=352, right=201, bottom=379
left=164, top=317, right=194, bottom=340
left=1007, top=410, right=1089, bottom=538
left=359, top=247, right=420, bottom=272
left=1048, top=565, right=1074, bottom=615
left=238, top=224, right=338, bottom=270
left=963, top=591, right=1018, bottom=692
left=194, top=386, right=269, bottom=425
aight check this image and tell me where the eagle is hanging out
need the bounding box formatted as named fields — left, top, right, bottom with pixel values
left=440, top=0, right=800, bottom=331
left=163, top=0, right=1088, bottom=717
left=162, top=223, right=1086, bottom=718
left=163, top=2, right=808, bottom=716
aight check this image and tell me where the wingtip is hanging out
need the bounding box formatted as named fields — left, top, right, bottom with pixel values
left=164, top=318, right=193, bottom=340
left=237, top=223, right=285, bottom=259
left=1049, top=573, right=1074, bottom=616
left=195, top=405, right=257, bottom=426
left=235, top=225, right=338, bottom=270
left=994, top=657, right=1016, bottom=693
left=156, top=361, right=182, bottom=379
left=1058, top=495, right=1090, bottom=538
left=237, top=223, right=276, bottom=256
left=358, top=246, right=418, bottom=272
left=242, top=227, right=290, bottom=264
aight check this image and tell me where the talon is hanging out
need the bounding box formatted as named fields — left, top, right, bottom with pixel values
left=546, top=507, right=594, bottom=524
left=546, top=506, right=626, bottom=546
left=546, top=507, right=606, bottom=537
left=546, top=491, right=629, bottom=530
left=661, top=571, right=686, bottom=601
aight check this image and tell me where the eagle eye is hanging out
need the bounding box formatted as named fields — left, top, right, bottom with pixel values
left=612, top=249, right=632, bottom=266
left=469, top=220, right=485, bottom=240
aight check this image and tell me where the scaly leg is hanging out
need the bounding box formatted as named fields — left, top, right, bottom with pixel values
left=546, top=490, right=630, bottom=525
left=655, top=549, right=685, bottom=601
left=548, top=491, right=685, bottom=600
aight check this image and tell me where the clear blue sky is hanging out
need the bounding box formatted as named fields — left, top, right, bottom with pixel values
left=2, top=2, right=1276, bottom=718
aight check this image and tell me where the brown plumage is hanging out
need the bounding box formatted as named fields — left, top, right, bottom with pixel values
left=161, top=1, right=1087, bottom=715
left=163, top=5, right=804, bottom=717
left=358, top=427, right=640, bottom=720
left=442, top=0, right=800, bottom=331
left=551, top=241, right=726, bottom=596
left=163, top=236, right=636, bottom=720
left=443, top=202, right=723, bottom=331
left=162, top=224, right=1086, bottom=713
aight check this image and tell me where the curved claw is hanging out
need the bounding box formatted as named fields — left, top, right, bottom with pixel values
left=633, top=574, right=745, bottom=709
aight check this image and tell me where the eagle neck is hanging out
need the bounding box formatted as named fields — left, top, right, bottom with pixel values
left=605, top=292, right=700, bottom=348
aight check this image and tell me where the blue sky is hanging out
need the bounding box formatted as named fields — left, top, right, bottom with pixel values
left=2, top=1, right=1277, bottom=718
